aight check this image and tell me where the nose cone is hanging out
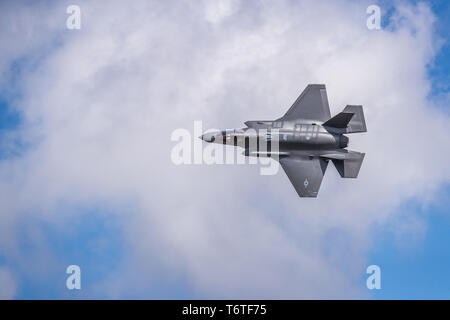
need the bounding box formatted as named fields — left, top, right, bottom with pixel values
left=199, top=133, right=216, bottom=142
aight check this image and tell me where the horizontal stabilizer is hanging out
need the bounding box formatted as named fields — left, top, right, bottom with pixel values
left=322, top=112, right=354, bottom=128
left=322, top=105, right=367, bottom=133
left=332, top=151, right=365, bottom=178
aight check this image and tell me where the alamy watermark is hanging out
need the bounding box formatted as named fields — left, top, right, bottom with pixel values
left=171, top=121, right=281, bottom=175
left=66, top=5, right=81, bottom=30
left=366, top=265, right=381, bottom=290
left=366, top=5, right=381, bottom=30
left=66, top=265, right=81, bottom=290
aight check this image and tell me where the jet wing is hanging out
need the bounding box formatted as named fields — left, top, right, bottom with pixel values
left=280, top=156, right=328, bottom=197
left=279, top=84, right=331, bottom=122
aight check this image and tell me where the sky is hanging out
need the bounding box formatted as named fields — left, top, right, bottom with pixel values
left=0, top=0, right=449, bottom=299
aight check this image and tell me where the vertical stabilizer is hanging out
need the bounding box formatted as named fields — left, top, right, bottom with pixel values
left=343, top=105, right=366, bottom=133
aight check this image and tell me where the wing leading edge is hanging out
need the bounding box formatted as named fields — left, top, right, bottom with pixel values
left=280, top=156, right=328, bottom=197
left=278, top=84, right=331, bottom=122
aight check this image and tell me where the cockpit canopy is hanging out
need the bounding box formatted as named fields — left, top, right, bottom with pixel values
left=221, top=128, right=245, bottom=135
left=200, top=128, right=245, bottom=142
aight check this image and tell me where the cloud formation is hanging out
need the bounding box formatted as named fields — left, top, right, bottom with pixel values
left=0, top=0, right=448, bottom=298
left=0, top=267, right=16, bottom=299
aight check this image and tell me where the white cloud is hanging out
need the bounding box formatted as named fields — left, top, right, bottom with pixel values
left=0, top=0, right=448, bottom=298
left=0, top=267, right=17, bottom=299
left=203, top=0, right=240, bottom=24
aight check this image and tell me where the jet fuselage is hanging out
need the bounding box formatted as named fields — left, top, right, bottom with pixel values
left=200, top=122, right=348, bottom=157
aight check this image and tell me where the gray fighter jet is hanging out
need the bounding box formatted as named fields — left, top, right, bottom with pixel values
left=200, top=84, right=366, bottom=197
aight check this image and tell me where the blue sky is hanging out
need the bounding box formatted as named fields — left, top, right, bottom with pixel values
left=368, top=199, right=450, bottom=299
left=10, top=210, right=126, bottom=299
left=0, top=0, right=449, bottom=299
left=363, top=0, right=450, bottom=299
left=426, top=0, right=450, bottom=97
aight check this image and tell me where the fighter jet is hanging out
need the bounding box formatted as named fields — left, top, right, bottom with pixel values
left=200, top=84, right=366, bottom=197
